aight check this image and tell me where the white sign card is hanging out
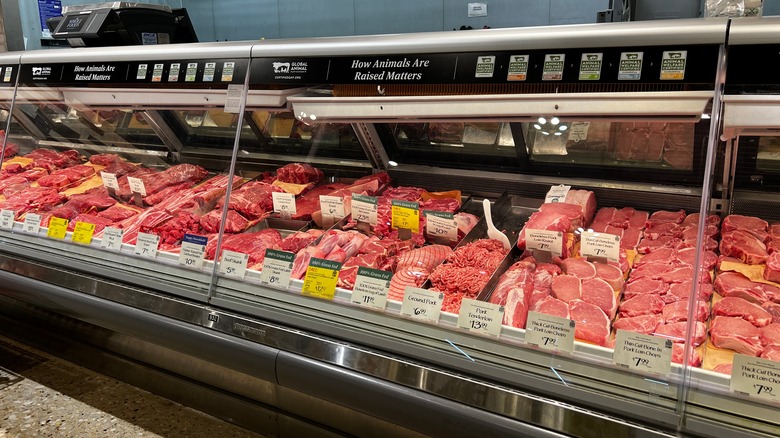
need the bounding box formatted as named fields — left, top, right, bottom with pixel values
left=100, top=172, right=119, bottom=190
left=351, top=194, right=378, bottom=225
left=272, top=192, right=297, bottom=215
left=178, top=234, right=208, bottom=269
left=613, top=330, right=673, bottom=377
left=351, top=267, right=392, bottom=311
left=127, top=176, right=147, bottom=196
left=400, top=287, right=443, bottom=324
left=101, top=227, right=124, bottom=251
left=457, top=299, right=504, bottom=338
left=544, top=184, right=571, bottom=203
left=224, top=84, right=244, bottom=114
left=320, top=195, right=346, bottom=221
left=134, top=233, right=159, bottom=258
left=220, top=250, right=249, bottom=279
left=581, top=231, right=621, bottom=263
left=22, top=213, right=41, bottom=234
left=259, top=249, right=295, bottom=289
left=731, top=354, right=780, bottom=402
left=0, top=210, right=15, bottom=230
left=526, top=311, right=576, bottom=354
left=525, top=229, right=564, bottom=256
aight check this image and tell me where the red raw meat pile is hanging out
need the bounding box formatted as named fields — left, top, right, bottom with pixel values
left=636, top=210, right=719, bottom=255
left=386, top=244, right=451, bottom=301
left=516, top=190, right=595, bottom=258
left=200, top=181, right=283, bottom=234
left=206, top=228, right=282, bottom=267
left=429, top=239, right=508, bottom=314
left=304, top=172, right=390, bottom=223
left=720, top=214, right=769, bottom=265
left=290, top=230, right=371, bottom=279
left=589, top=207, right=648, bottom=250
left=276, top=163, right=324, bottom=185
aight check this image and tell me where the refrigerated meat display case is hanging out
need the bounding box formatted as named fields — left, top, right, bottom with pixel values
left=0, top=16, right=778, bottom=438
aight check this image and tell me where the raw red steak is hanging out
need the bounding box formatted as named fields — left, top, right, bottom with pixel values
left=722, top=214, right=769, bottom=242
left=276, top=163, right=324, bottom=184
left=569, top=299, right=610, bottom=346
left=713, top=297, right=772, bottom=327
left=662, top=300, right=709, bottom=323
left=654, top=321, right=707, bottom=346
left=551, top=275, right=581, bottom=303
left=646, top=209, right=686, bottom=226
left=619, top=294, right=665, bottom=318
left=764, top=251, right=780, bottom=283
left=563, top=189, right=596, bottom=225
left=720, top=230, right=769, bottom=265
left=561, top=258, right=596, bottom=280
left=714, top=272, right=768, bottom=304
left=634, top=247, right=677, bottom=266
left=710, top=316, right=763, bottom=356
left=613, top=314, right=663, bottom=335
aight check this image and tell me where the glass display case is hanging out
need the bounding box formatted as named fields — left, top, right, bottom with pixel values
left=0, top=16, right=779, bottom=438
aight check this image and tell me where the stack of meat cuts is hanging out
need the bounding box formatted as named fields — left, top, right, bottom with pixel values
left=199, top=181, right=283, bottom=234
left=206, top=228, right=283, bottom=267
left=636, top=211, right=719, bottom=254
left=516, top=191, right=596, bottom=258
left=289, top=229, right=371, bottom=279
left=428, top=239, right=509, bottom=314
left=298, top=172, right=390, bottom=223
left=612, top=123, right=695, bottom=170
left=387, top=244, right=452, bottom=301
left=589, top=207, right=648, bottom=250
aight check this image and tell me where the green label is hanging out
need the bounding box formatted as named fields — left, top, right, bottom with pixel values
left=391, top=199, right=419, bottom=210
left=425, top=210, right=454, bottom=220
left=265, top=249, right=295, bottom=263
left=310, top=257, right=343, bottom=271
left=356, top=266, right=392, bottom=282
left=352, top=193, right=378, bottom=205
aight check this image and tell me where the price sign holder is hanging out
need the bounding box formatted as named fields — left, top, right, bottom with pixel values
left=272, top=192, right=296, bottom=220
left=46, top=217, right=69, bottom=240
left=135, top=233, right=160, bottom=259
left=391, top=200, right=420, bottom=234
left=457, top=299, right=504, bottom=338
left=219, top=250, right=249, bottom=279
left=22, top=213, right=41, bottom=235
left=580, top=231, right=621, bottom=263
left=613, top=330, right=673, bottom=377
left=71, top=221, right=96, bottom=245
left=101, top=227, right=124, bottom=251
left=731, top=354, right=780, bottom=402
left=302, top=257, right=342, bottom=300
left=545, top=184, right=571, bottom=203
left=525, top=311, right=576, bottom=353
left=127, top=176, right=147, bottom=207
left=401, top=287, right=443, bottom=324
left=259, top=249, right=295, bottom=289
left=425, top=210, right=457, bottom=244
left=178, top=234, right=208, bottom=269
left=320, top=195, right=345, bottom=228
left=0, top=210, right=15, bottom=230
left=351, top=194, right=378, bottom=233
left=351, top=267, right=391, bottom=310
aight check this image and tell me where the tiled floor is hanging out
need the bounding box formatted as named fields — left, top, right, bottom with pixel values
left=0, top=335, right=265, bottom=438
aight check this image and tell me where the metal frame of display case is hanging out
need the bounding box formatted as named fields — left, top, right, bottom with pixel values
left=0, top=17, right=778, bottom=438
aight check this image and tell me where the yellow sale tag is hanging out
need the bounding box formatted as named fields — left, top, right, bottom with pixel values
left=47, top=217, right=68, bottom=240
left=391, top=200, right=419, bottom=233
left=71, top=221, right=96, bottom=245
left=302, top=257, right=342, bottom=300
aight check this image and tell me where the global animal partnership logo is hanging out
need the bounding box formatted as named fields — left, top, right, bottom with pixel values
left=272, top=61, right=308, bottom=80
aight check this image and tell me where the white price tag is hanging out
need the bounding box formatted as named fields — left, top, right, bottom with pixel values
left=456, top=299, right=504, bottom=338
left=544, top=184, right=571, bottom=203
left=0, top=210, right=15, bottom=230
left=220, top=250, right=249, bottom=279
left=581, top=231, right=621, bottom=263
left=272, top=192, right=297, bottom=215
left=320, top=195, right=345, bottom=221
left=100, top=172, right=119, bottom=190
left=400, top=287, right=443, bottom=324
left=526, top=229, right=564, bottom=256
left=567, top=122, right=591, bottom=142
left=134, top=233, right=159, bottom=258
left=127, top=176, right=147, bottom=196
left=22, top=213, right=41, bottom=234
left=351, top=267, right=391, bottom=310
left=731, top=354, right=780, bottom=402
left=259, top=249, right=294, bottom=289
left=613, top=330, right=673, bottom=377
left=425, top=211, right=458, bottom=241
left=101, top=227, right=124, bottom=251
left=178, top=234, right=207, bottom=269
left=351, top=194, right=378, bottom=225
left=526, top=311, right=576, bottom=353
left=224, top=84, right=243, bottom=114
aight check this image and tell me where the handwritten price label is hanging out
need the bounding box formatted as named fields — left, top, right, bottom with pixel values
left=545, top=184, right=571, bottom=203
left=0, top=210, right=15, bottom=230
left=272, top=192, right=297, bottom=215
left=71, top=221, right=96, bottom=245
left=581, top=231, right=621, bottom=262
left=391, top=200, right=419, bottom=233
left=526, top=229, right=564, bottom=256
left=613, top=330, right=672, bottom=377
left=319, top=195, right=345, bottom=221
left=351, top=267, right=391, bottom=310
left=101, top=227, right=124, bottom=251
left=127, top=176, right=147, bottom=196
left=178, top=234, right=208, bottom=269
left=400, top=287, right=443, bottom=324
left=100, top=172, right=119, bottom=190
left=731, top=354, right=780, bottom=402
left=351, top=194, right=378, bottom=225
left=259, top=249, right=294, bottom=289
left=22, top=213, right=41, bottom=235
left=526, top=311, right=576, bottom=353
left=219, top=250, right=249, bottom=279
left=134, top=233, right=159, bottom=259
left=457, top=299, right=504, bottom=338
left=302, top=257, right=342, bottom=300
left=425, top=211, right=457, bottom=241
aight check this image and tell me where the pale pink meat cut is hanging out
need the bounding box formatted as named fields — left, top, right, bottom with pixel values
left=629, top=263, right=673, bottom=281
left=654, top=321, right=707, bottom=346
left=539, top=202, right=585, bottom=230
left=665, top=281, right=713, bottom=304
left=710, top=316, right=763, bottom=356
left=682, top=213, right=721, bottom=227
left=722, top=214, right=769, bottom=242
left=594, top=262, right=624, bottom=290
left=623, top=278, right=668, bottom=300
left=561, top=258, right=596, bottom=280
left=395, top=244, right=452, bottom=271
left=532, top=295, right=570, bottom=319
left=764, top=251, right=780, bottom=283
left=662, top=300, right=709, bottom=323
left=620, top=227, right=643, bottom=250
left=634, top=247, right=676, bottom=267
left=713, top=296, right=772, bottom=327
left=551, top=274, right=582, bottom=303
left=760, top=345, right=780, bottom=361
left=647, top=209, right=686, bottom=226
left=619, top=294, right=665, bottom=318
left=661, top=266, right=711, bottom=285
left=720, top=230, right=769, bottom=265
left=563, top=189, right=596, bottom=225
left=763, top=301, right=780, bottom=324
left=582, top=277, right=617, bottom=319
left=636, top=236, right=683, bottom=254
left=714, top=272, right=768, bottom=304
left=490, top=261, right=535, bottom=329
left=388, top=268, right=429, bottom=301
left=713, top=363, right=733, bottom=375
left=612, top=314, right=663, bottom=335
left=760, top=323, right=780, bottom=347
left=676, top=248, right=718, bottom=270
left=629, top=210, right=649, bottom=229
left=643, top=222, right=682, bottom=240
left=672, top=343, right=702, bottom=366
left=568, top=299, right=610, bottom=346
